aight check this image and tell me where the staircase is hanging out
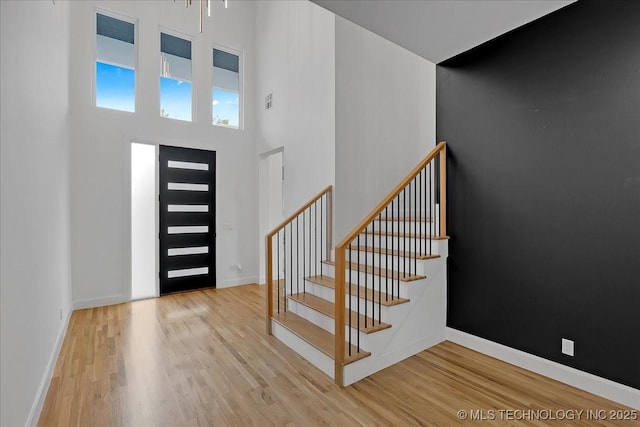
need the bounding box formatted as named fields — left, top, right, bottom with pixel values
left=266, top=142, right=448, bottom=386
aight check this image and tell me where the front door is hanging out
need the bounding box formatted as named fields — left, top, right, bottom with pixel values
left=159, top=145, right=216, bottom=294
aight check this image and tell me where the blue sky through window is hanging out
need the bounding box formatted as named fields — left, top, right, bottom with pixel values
left=160, top=77, right=192, bottom=121
left=212, top=88, right=239, bottom=128
left=96, top=62, right=135, bottom=112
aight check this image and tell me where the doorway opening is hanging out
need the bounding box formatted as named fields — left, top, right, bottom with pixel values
left=259, top=147, right=284, bottom=283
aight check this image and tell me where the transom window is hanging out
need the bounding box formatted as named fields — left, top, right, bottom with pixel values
left=160, top=32, right=192, bottom=122
left=212, top=48, right=240, bottom=128
left=96, top=13, right=135, bottom=112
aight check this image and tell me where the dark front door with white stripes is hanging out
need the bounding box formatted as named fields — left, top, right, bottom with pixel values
left=159, top=146, right=216, bottom=295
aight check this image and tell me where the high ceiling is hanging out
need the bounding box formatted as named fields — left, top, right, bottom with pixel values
left=311, top=0, right=575, bottom=63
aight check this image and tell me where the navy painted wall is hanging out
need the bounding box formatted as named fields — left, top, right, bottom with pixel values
left=437, top=0, right=639, bottom=389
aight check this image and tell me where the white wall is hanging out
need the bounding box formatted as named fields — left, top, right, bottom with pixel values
left=334, top=17, right=436, bottom=239
left=68, top=0, right=258, bottom=307
left=0, top=1, right=73, bottom=425
left=267, top=152, right=284, bottom=228
left=255, top=1, right=335, bottom=281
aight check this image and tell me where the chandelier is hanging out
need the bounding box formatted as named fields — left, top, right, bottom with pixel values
left=176, top=0, right=228, bottom=33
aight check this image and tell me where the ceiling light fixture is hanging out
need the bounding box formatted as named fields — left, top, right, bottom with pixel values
left=174, top=0, right=228, bottom=33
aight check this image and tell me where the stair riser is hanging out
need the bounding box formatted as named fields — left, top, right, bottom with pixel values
left=322, top=263, right=335, bottom=277
left=370, top=220, right=436, bottom=233
left=303, top=280, right=397, bottom=321
left=303, top=280, right=336, bottom=302
left=356, top=235, right=448, bottom=256
left=322, top=263, right=410, bottom=297
left=326, top=262, right=446, bottom=292
left=286, top=299, right=379, bottom=348
left=277, top=281, right=312, bottom=298
left=346, top=250, right=437, bottom=275
left=342, top=272, right=410, bottom=298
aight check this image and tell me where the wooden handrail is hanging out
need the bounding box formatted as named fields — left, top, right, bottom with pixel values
left=267, top=185, right=333, bottom=239
left=266, top=185, right=333, bottom=335
left=336, top=142, right=446, bottom=250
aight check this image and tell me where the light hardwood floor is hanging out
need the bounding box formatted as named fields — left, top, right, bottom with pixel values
left=39, top=284, right=636, bottom=426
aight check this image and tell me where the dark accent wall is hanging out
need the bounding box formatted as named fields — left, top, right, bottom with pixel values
left=437, top=0, right=640, bottom=389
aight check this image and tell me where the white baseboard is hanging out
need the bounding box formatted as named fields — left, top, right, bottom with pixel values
left=217, top=276, right=258, bottom=288
left=73, top=294, right=127, bottom=310
left=25, top=307, right=73, bottom=427
left=73, top=279, right=260, bottom=309
left=446, top=327, right=640, bottom=410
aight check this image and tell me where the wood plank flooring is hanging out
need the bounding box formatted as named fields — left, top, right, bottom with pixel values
left=39, top=284, right=636, bottom=426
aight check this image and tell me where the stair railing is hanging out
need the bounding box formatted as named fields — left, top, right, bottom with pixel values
left=333, top=141, right=447, bottom=385
left=265, top=185, right=333, bottom=334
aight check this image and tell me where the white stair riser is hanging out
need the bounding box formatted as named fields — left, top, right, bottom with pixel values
left=356, top=235, right=448, bottom=256
left=303, top=280, right=336, bottom=302
left=346, top=250, right=437, bottom=275
left=322, top=263, right=335, bottom=277
left=342, top=271, right=410, bottom=299
left=286, top=298, right=335, bottom=334
left=343, top=264, right=443, bottom=295
left=321, top=265, right=411, bottom=298
left=303, top=281, right=398, bottom=321
left=278, top=281, right=312, bottom=297
left=286, top=298, right=380, bottom=349
left=347, top=249, right=448, bottom=275
left=280, top=267, right=441, bottom=307
left=321, top=264, right=447, bottom=297
left=368, top=203, right=441, bottom=227
left=370, top=220, right=435, bottom=233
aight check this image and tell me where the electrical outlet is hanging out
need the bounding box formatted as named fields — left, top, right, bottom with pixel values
left=562, top=338, right=574, bottom=356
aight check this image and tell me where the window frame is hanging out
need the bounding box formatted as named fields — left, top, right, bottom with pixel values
left=211, top=43, right=243, bottom=130
left=158, top=27, right=195, bottom=123
left=93, top=7, right=139, bottom=113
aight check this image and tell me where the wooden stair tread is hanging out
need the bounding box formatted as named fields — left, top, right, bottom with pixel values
left=288, top=293, right=391, bottom=334
left=363, top=230, right=449, bottom=240
left=306, top=275, right=409, bottom=307
left=353, top=245, right=441, bottom=260
left=323, top=260, right=425, bottom=282
left=271, top=311, right=370, bottom=365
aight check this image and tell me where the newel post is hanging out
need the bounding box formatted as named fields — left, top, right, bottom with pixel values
left=334, top=246, right=345, bottom=386
left=439, top=144, right=447, bottom=237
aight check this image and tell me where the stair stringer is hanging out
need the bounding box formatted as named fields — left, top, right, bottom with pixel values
left=342, top=257, right=447, bottom=386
